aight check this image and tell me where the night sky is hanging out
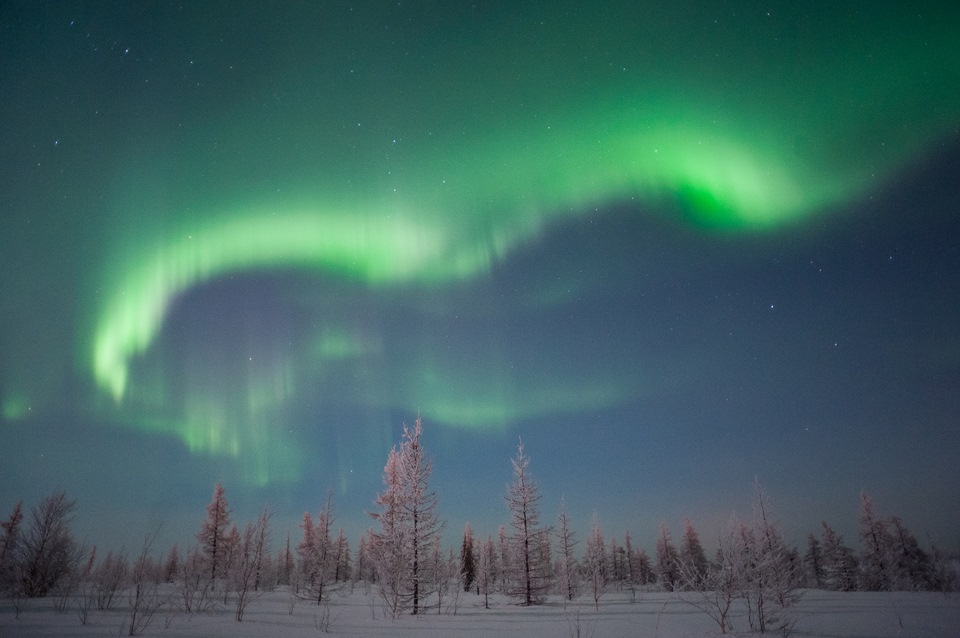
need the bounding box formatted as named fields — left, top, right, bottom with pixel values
left=2, top=2, right=959, bottom=556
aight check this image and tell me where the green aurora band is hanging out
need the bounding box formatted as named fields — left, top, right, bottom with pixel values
left=73, top=3, right=959, bottom=483
left=92, top=109, right=951, bottom=407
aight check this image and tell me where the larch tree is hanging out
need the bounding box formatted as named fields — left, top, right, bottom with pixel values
left=220, top=524, right=242, bottom=602
left=858, top=491, right=892, bottom=591
left=746, top=480, right=803, bottom=634
left=398, top=416, right=444, bottom=615
left=497, top=525, right=509, bottom=593
left=820, top=520, right=858, bottom=591
left=333, top=528, right=351, bottom=584
left=299, top=490, right=336, bottom=602
left=888, top=516, right=931, bottom=591
left=477, top=535, right=496, bottom=609
left=0, top=501, right=23, bottom=594
left=585, top=513, right=608, bottom=610
left=297, top=511, right=317, bottom=591
left=372, top=446, right=406, bottom=618
left=460, top=522, right=476, bottom=592
left=624, top=531, right=640, bottom=597
left=679, top=518, right=709, bottom=590
left=655, top=523, right=679, bottom=592
left=505, top=438, right=551, bottom=605
left=634, top=547, right=654, bottom=586
left=197, top=482, right=232, bottom=582
left=372, top=417, right=444, bottom=616
left=276, top=532, right=294, bottom=587
left=804, top=534, right=825, bottom=588
left=555, top=497, right=578, bottom=601
left=607, top=537, right=621, bottom=589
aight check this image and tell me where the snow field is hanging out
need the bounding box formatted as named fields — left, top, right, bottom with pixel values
left=2, top=588, right=959, bottom=638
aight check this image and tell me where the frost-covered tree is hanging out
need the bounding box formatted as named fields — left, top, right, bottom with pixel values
left=231, top=508, right=272, bottom=621
left=0, top=501, right=23, bottom=595
left=623, top=531, right=645, bottom=598
left=371, top=417, right=444, bottom=616
left=333, top=528, right=351, bottom=584
left=820, top=521, right=858, bottom=591
left=372, top=446, right=406, bottom=617
left=398, top=417, right=444, bottom=614
left=276, top=532, right=294, bottom=587
left=804, top=534, right=824, bottom=588
left=497, top=525, right=509, bottom=593
left=555, top=498, right=578, bottom=601
left=608, top=537, right=623, bottom=589
left=175, top=546, right=215, bottom=614
left=745, top=480, right=803, bottom=634
left=655, top=523, right=679, bottom=592
left=18, top=492, right=84, bottom=597
left=888, top=516, right=931, bottom=590
left=505, top=438, right=551, bottom=605
left=679, top=518, right=747, bottom=635
left=299, top=491, right=336, bottom=602
left=930, top=545, right=960, bottom=594
left=679, top=518, right=709, bottom=590
left=90, top=549, right=128, bottom=611
left=197, top=483, right=232, bottom=582
left=477, top=535, right=496, bottom=609
left=354, top=529, right=377, bottom=585
left=584, top=514, right=608, bottom=610
left=635, top=547, right=654, bottom=586
left=162, top=545, right=179, bottom=583
left=858, top=491, right=892, bottom=591
left=460, top=523, right=476, bottom=592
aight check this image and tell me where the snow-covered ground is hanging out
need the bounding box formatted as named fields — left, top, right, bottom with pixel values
left=2, top=588, right=958, bottom=637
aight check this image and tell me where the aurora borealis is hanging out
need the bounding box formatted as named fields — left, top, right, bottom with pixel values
left=2, top=2, right=959, bottom=552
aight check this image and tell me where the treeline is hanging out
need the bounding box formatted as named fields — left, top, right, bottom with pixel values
left=2, top=418, right=958, bottom=634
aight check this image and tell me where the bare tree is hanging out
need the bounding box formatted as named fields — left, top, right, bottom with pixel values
left=677, top=518, right=747, bottom=634
left=127, top=529, right=165, bottom=636
left=175, top=546, right=216, bottom=614
left=232, top=507, right=272, bottom=621
left=92, top=549, right=128, bottom=610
